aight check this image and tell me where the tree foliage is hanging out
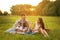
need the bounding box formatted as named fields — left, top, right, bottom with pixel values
left=10, top=0, right=60, bottom=16
left=3, top=11, right=8, bottom=16
left=0, top=10, right=2, bottom=16
left=10, top=4, right=36, bottom=16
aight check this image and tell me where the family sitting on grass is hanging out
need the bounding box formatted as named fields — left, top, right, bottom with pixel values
left=5, top=14, right=49, bottom=37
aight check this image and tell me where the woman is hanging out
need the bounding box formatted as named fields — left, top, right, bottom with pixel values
left=32, top=18, right=49, bottom=37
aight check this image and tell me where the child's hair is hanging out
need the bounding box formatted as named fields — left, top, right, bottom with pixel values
left=37, top=18, right=45, bottom=29
left=16, top=21, right=21, bottom=27
left=23, top=21, right=29, bottom=28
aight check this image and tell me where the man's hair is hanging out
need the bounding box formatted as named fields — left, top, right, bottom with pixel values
left=21, top=13, right=25, bottom=16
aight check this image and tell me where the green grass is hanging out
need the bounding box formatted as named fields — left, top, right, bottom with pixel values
left=0, top=16, right=60, bottom=40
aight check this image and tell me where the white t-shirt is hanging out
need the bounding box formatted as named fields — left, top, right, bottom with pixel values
left=34, top=22, right=41, bottom=32
left=34, top=22, right=40, bottom=30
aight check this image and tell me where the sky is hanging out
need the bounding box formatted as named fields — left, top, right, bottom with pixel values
left=0, top=0, right=56, bottom=13
left=0, top=0, right=42, bottom=13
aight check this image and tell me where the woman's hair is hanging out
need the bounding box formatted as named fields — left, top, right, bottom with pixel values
left=37, top=18, right=45, bottom=29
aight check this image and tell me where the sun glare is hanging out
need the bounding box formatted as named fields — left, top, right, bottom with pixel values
left=0, top=0, right=42, bottom=13
left=50, top=0, right=56, bottom=1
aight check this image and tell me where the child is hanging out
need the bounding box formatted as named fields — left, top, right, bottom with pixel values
left=15, top=21, right=29, bottom=33
left=15, top=21, right=23, bottom=33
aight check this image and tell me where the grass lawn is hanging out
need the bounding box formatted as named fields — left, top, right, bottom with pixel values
left=0, top=16, right=60, bottom=40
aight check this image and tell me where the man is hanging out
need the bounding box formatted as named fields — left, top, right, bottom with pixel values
left=14, top=14, right=30, bottom=33
left=5, top=14, right=30, bottom=34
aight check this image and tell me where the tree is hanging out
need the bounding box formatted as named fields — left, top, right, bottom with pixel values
left=54, top=0, right=60, bottom=16
left=0, top=10, right=2, bottom=16
left=4, top=11, right=8, bottom=16
left=10, top=4, right=35, bottom=16
left=43, top=2, right=56, bottom=16
left=36, top=0, right=50, bottom=16
left=36, top=0, right=58, bottom=16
